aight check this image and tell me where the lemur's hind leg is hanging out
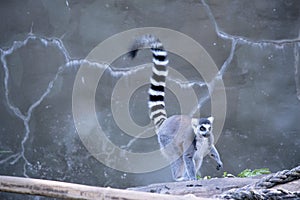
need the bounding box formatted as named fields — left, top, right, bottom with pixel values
left=183, top=144, right=197, bottom=180
left=193, top=154, right=203, bottom=178
left=170, top=157, right=186, bottom=181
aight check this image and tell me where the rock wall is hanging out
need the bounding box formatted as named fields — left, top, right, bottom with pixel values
left=0, top=1, right=299, bottom=199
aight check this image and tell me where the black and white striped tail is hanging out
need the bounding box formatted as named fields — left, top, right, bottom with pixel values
left=130, top=35, right=169, bottom=130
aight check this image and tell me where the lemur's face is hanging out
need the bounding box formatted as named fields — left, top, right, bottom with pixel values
left=192, top=117, right=214, bottom=138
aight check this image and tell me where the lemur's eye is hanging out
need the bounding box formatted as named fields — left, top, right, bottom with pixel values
left=199, top=126, right=206, bottom=131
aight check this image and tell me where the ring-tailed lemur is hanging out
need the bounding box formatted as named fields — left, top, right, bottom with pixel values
left=130, top=35, right=223, bottom=181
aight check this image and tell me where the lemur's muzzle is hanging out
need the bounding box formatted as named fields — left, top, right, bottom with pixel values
left=201, top=132, right=210, bottom=137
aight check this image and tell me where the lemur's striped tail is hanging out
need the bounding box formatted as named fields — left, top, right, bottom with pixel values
left=130, top=35, right=168, bottom=130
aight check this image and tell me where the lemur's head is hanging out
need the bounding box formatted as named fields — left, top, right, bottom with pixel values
left=192, top=117, right=214, bottom=138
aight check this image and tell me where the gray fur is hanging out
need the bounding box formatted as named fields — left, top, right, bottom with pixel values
left=157, top=115, right=222, bottom=180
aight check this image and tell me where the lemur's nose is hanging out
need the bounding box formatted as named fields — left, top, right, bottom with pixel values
left=201, top=132, right=210, bottom=137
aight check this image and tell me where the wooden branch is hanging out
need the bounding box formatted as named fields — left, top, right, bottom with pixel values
left=0, top=175, right=213, bottom=200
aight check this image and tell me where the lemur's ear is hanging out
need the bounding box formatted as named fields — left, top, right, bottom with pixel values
left=207, top=116, right=214, bottom=124
left=191, top=118, right=199, bottom=128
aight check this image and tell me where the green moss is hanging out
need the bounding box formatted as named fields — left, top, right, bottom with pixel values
left=196, top=168, right=271, bottom=180
left=222, top=171, right=235, bottom=178
left=237, top=168, right=271, bottom=178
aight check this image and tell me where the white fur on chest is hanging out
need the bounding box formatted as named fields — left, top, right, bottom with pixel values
left=194, top=137, right=211, bottom=158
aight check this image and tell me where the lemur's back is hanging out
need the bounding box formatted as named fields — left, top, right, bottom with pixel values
left=157, top=115, right=196, bottom=170
left=157, top=115, right=194, bottom=148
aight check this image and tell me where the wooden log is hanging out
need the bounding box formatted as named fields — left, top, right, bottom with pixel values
left=0, top=175, right=213, bottom=200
